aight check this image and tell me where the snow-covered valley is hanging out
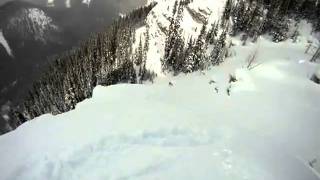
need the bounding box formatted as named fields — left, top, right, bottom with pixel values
left=0, top=32, right=320, bottom=179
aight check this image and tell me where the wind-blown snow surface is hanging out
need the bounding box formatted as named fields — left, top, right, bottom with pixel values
left=0, top=32, right=320, bottom=179
left=0, top=30, right=13, bottom=57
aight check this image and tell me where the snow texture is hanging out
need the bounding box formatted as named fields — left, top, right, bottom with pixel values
left=0, top=28, right=320, bottom=179
left=1, top=0, right=320, bottom=179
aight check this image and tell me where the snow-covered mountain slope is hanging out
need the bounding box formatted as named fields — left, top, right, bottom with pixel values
left=0, top=29, right=13, bottom=57
left=138, top=0, right=227, bottom=74
left=6, top=7, right=58, bottom=43
left=1, top=18, right=320, bottom=179
left=0, top=0, right=140, bottom=134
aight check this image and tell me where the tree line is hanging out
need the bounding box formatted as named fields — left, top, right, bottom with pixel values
left=223, top=0, right=320, bottom=43
left=161, top=0, right=320, bottom=76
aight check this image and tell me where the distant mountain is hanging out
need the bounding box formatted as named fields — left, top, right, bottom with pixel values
left=0, top=0, right=121, bottom=133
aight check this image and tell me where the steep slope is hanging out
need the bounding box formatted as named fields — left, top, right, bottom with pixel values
left=0, top=0, right=125, bottom=133
left=0, top=1, right=60, bottom=41
left=0, top=1, right=66, bottom=134
left=4, top=7, right=59, bottom=43
left=0, top=33, right=319, bottom=179
left=139, top=0, right=227, bottom=74
left=1, top=0, right=320, bottom=178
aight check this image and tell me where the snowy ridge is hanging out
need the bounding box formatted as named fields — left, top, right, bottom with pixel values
left=0, top=30, right=13, bottom=57
left=7, top=8, right=58, bottom=42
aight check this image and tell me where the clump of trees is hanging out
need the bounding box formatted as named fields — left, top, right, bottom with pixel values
left=223, top=0, right=320, bottom=43
left=10, top=3, right=157, bottom=128
left=162, top=0, right=229, bottom=75
left=161, top=0, right=320, bottom=75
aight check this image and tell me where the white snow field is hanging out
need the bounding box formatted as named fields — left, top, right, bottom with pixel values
left=0, top=32, right=320, bottom=179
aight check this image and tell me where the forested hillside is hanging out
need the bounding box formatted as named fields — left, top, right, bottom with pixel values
left=8, top=0, right=320, bottom=130
left=8, top=3, right=157, bottom=128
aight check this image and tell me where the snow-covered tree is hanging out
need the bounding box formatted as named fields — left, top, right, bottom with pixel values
left=210, top=28, right=227, bottom=66
left=163, top=0, right=186, bottom=73
left=193, top=23, right=209, bottom=70
left=183, top=38, right=196, bottom=73
left=221, top=0, right=234, bottom=28
left=206, top=22, right=219, bottom=45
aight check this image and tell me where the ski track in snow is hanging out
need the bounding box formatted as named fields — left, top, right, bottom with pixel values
left=0, top=30, right=13, bottom=57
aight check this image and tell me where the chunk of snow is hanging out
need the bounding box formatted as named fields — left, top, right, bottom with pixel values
left=0, top=30, right=13, bottom=57
left=82, top=0, right=91, bottom=6
left=65, top=0, right=71, bottom=8
left=47, top=0, right=54, bottom=7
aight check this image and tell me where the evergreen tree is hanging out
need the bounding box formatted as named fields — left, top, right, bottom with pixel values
left=135, top=37, right=144, bottom=66
left=183, top=38, right=196, bottom=73
left=193, top=23, right=209, bottom=70
left=222, top=0, right=234, bottom=27
left=206, top=22, right=219, bottom=45
left=163, top=0, right=179, bottom=69
left=163, top=0, right=185, bottom=73
left=210, top=28, right=227, bottom=66
left=231, top=0, right=247, bottom=35
left=246, top=2, right=262, bottom=41
left=140, top=25, right=150, bottom=82
left=315, top=2, right=320, bottom=31
left=269, top=16, right=289, bottom=42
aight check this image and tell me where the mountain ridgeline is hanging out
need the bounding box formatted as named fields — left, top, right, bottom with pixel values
left=8, top=0, right=320, bottom=129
